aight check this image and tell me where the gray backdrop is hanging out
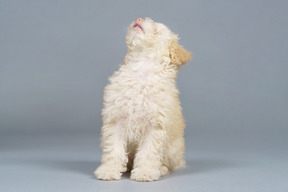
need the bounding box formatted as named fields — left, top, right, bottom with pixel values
left=1, top=0, right=287, bottom=192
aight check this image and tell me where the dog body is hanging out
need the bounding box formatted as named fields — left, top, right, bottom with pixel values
left=95, top=18, right=191, bottom=182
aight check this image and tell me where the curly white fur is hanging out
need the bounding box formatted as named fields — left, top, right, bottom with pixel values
left=94, top=18, right=191, bottom=182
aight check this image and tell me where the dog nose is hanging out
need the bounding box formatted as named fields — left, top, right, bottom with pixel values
left=135, top=18, right=142, bottom=23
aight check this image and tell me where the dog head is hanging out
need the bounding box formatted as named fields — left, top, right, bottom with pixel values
left=125, top=17, right=191, bottom=65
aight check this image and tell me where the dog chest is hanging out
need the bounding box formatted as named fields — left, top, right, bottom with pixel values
left=107, top=60, right=168, bottom=118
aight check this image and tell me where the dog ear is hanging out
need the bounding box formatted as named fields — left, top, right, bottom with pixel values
left=169, top=40, right=192, bottom=65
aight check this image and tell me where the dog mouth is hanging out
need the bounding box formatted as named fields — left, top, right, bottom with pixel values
left=133, top=23, right=144, bottom=33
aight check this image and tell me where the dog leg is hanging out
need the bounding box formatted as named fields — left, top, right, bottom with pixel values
left=130, top=128, right=165, bottom=182
left=94, top=123, right=127, bottom=180
left=166, top=136, right=186, bottom=170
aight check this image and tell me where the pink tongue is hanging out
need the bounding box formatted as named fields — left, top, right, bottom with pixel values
left=134, top=20, right=141, bottom=26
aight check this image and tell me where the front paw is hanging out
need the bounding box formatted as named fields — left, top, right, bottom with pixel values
left=130, top=167, right=161, bottom=182
left=94, top=165, right=122, bottom=181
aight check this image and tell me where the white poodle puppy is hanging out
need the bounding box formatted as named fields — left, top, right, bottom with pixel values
left=94, top=17, right=191, bottom=182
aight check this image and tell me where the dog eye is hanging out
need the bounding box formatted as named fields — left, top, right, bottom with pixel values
left=153, top=24, right=159, bottom=35
left=154, top=28, right=158, bottom=35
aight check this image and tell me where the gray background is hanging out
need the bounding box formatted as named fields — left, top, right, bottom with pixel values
left=1, top=0, right=287, bottom=191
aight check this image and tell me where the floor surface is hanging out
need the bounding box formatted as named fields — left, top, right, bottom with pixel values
left=1, top=132, right=287, bottom=192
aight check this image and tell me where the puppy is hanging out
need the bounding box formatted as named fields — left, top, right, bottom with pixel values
left=94, top=18, right=191, bottom=182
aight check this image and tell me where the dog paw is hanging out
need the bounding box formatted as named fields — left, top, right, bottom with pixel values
left=94, top=165, right=122, bottom=181
left=160, top=165, right=170, bottom=176
left=130, top=167, right=161, bottom=182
